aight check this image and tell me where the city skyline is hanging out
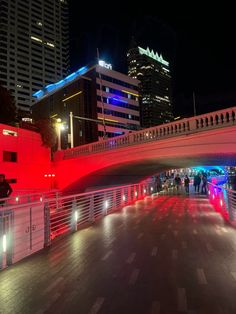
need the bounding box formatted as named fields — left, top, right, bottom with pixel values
left=69, top=4, right=236, bottom=117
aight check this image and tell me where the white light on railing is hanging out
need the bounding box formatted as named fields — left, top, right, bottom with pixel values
left=212, top=194, right=215, bottom=199
left=122, top=195, right=126, bottom=201
left=151, top=187, right=153, bottom=192
left=208, top=191, right=211, bottom=195
left=220, top=199, right=223, bottom=207
left=135, top=191, right=138, bottom=197
left=74, top=210, right=78, bottom=222
left=40, top=197, right=43, bottom=202
left=16, top=196, right=19, bottom=202
left=144, top=189, right=146, bottom=193
left=105, top=200, right=109, bottom=209
left=3, top=234, right=6, bottom=253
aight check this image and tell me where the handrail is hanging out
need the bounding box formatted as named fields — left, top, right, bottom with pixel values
left=55, top=106, right=236, bottom=160
left=207, top=182, right=236, bottom=222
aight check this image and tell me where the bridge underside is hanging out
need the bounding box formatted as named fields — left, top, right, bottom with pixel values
left=63, top=153, right=236, bottom=193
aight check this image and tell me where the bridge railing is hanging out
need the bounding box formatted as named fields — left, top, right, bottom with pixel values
left=59, top=106, right=236, bottom=160
left=207, top=182, right=236, bottom=222
left=0, top=182, right=154, bottom=270
left=0, top=190, right=61, bottom=207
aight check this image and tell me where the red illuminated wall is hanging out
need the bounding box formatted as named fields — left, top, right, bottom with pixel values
left=0, top=124, right=52, bottom=193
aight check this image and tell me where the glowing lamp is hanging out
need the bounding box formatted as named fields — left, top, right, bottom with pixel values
left=212, top=194, right=215, bottom=200
left=151, top=187, right=153, bottom=192
left=220, top=200, right=223, bottom=207
left=122, top=195, right=126, bottom=201
left=3, top=234, right=6, bottom=253
left=15, top=196, right=19, bottom=202
left=144, top=189, right=146, bottom=193
left=105, top=200, right=109, bottom=209
left=74, top=210, right=78, bottom=222
left=135, top=191, right=138, bottom=197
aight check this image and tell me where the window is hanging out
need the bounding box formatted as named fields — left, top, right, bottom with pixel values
left=3, top=151, right=17, bottom=162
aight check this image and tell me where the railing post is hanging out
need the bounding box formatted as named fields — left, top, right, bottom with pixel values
left=112, top=189, right=117, bottom=211
left=138, top=184, right=142, bottom=199
left=89, top=194, right=95, bottom=222
left=128, top=186, right=131, bottom=204
left=44, top=202, right=51, bottom=247
left=228, top=193, right=234, bottom=221
left=121, top=188, right=125, bottom=206
left=71, top=197, right=78, bottom=232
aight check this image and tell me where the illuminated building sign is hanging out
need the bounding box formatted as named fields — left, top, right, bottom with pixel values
left=99, top=60, right=112, bottom=70
left=138, top=46, right=169, bottom=67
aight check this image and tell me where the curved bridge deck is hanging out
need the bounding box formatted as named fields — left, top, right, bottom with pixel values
left=1, top=193, right=236, bottom=314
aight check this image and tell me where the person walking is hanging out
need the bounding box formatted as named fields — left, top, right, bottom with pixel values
left=174, top=174, right=182, bottom=194
left=184, top=175, right=190, bottom=194
left=201, top=175, right=208, bottom=194
left=194, top=174, right=201, bottom=193
left=0, top=174, right=12, bottom=206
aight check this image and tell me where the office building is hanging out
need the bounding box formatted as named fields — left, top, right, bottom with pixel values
left=127, top=46, right=173, bottom=127
left=32, top=61, right=140, bottom=148
left=0, top=0, right=69, bottom=117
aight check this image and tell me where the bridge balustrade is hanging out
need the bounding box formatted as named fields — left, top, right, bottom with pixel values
left=62, top=107, right=236, bottom=160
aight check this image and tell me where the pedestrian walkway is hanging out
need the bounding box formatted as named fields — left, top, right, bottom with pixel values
left=1, top=194, right=236, bottom=313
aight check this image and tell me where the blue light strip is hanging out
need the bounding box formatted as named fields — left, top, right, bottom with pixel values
left=33, top=66, right=89, bottom=99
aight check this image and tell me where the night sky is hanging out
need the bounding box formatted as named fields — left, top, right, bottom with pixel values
left=69, top=3, right=236, bottom=117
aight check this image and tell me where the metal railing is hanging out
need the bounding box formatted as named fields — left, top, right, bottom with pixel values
left=0, top=182, right=154, bottom=270
left=208, top=182, right=236, bottom=221
left=0, top=190, right=61, bottom=207
left=57, top=106, right=236, bottom=160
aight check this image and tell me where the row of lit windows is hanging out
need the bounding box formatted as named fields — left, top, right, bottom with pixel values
left=97, top=73, right=138, bottom=91
left=97, top=107, right=139, bottom=121
left=96, top=84, right=138, bottom=101
left=97, top=95, right=139, bottom=112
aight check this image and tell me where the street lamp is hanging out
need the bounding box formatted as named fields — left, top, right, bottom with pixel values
left=56, top=118, right=66, bottom=151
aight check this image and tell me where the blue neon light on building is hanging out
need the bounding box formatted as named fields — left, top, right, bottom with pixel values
left=33, top=66, right=89, bottom=99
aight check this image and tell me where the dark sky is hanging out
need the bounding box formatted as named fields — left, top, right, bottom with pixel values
left=68, top=3, right=236, bottom=116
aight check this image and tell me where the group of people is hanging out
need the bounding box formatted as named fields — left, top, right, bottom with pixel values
left=154, top=172, right=208, bottom=195
left=175, top=173, right=208, bottom=194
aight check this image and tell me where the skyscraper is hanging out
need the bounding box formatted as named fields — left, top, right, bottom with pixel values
left=127, top=45, right=173, bottom=127
left=0, top=0, right=69, bottom=117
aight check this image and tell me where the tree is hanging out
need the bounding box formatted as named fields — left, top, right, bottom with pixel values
left=0, top=85, right=17, bottom=124
left=35, top=119, right=57, bottom=148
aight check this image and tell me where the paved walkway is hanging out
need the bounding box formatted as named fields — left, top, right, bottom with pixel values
left=1, top=193, right=236, bottom=314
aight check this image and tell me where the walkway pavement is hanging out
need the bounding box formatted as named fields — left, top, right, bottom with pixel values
left=1, top=193, right=236, bottom=313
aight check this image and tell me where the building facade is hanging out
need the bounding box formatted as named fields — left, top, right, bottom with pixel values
left=0, top=0, right=69, bottom=117
left=32, top=62, right=140, bottom=148
left=0, top=123, right=51, bottom=192
left=127, top=46, right=173, bottom=127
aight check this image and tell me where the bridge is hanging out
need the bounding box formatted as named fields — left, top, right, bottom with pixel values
left=1, top=107, right=236, bottom=313
left=53, top=106, right=236, bottom=192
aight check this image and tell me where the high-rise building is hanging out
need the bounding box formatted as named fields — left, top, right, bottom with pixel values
left=32, top=61, right=140, bottom=148
left=0, top=0, right=69, bottom=117
left=127, top=46, right=173, bottom=127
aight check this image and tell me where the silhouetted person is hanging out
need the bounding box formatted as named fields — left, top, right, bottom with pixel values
left=201, top=175, right=208, bottom=194
left=184, top=175, right=190, bottom=194
left=174, top=174, right=182, bottom=194
left=0, top=174, right=12, bottom=205
left=194, top=174, right=201, bottom=193
left=155, top=175, right=162, bottom=192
